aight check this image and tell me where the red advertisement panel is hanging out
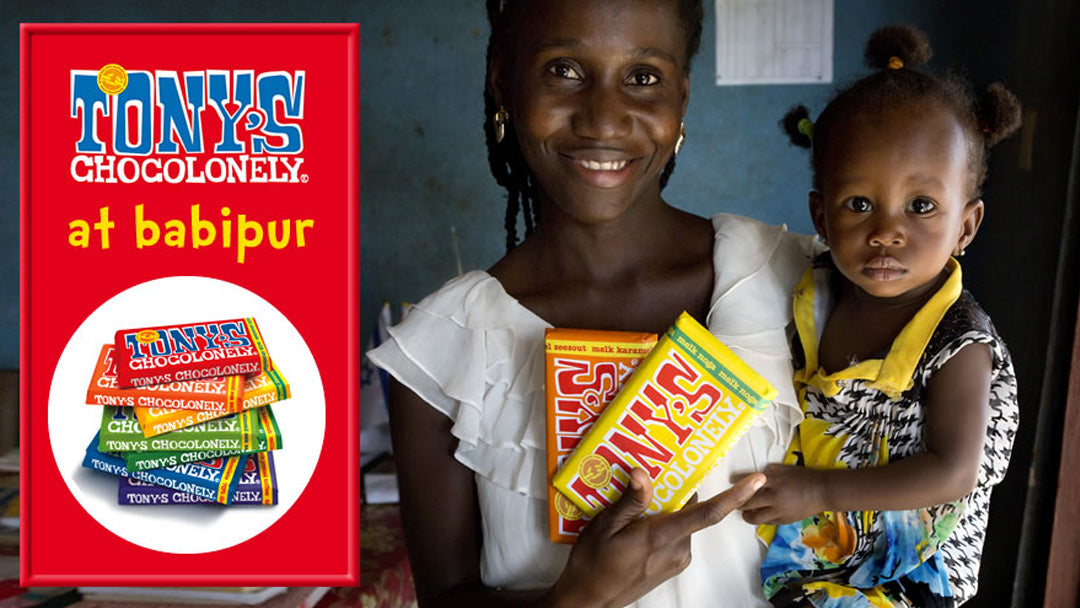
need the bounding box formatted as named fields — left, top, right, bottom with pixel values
left=20, top=24, right=359, bottom=585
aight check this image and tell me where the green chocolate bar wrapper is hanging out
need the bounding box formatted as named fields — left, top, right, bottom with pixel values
left=99, top=404, right=282, bottom=454
left=123, top=442, right=271, bottom=472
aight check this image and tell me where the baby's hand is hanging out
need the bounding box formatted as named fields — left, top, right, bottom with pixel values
left=740, top=464, right=827, bottom=525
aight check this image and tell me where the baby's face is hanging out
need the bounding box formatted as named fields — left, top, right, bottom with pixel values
left=811, top=101, right=980, bottom=300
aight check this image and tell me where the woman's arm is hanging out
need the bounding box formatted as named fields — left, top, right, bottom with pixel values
left=742, top=342, right=992, bottom=525
left=388, top=379, right=765, bottom=608
left=388, top=379, right=517, bottom=606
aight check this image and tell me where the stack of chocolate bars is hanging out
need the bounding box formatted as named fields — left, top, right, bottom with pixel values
left=81, top=318, right=289, bottom=506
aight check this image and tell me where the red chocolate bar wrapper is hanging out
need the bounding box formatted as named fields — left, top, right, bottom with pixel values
left=114, top=317, right=272, bottom=388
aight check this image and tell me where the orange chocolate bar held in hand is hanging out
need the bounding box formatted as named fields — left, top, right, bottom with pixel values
left=553, top=312, right=777, bottom=518
left=545, top=328, right=657, bottom=544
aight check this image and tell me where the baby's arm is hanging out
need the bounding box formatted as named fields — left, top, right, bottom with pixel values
left=742, top=342, right=992, bottom=525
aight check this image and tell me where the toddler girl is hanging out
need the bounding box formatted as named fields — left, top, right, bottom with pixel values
left=741, top=25, right=1022, bottom=608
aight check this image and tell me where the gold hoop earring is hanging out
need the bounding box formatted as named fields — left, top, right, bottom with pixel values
left=493, top=107, right=509, bottom=144
left=674, top=121, right=686, bottom=155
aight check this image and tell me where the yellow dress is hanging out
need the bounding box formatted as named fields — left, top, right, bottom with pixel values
left=759, top=258, right=1018, bottom=607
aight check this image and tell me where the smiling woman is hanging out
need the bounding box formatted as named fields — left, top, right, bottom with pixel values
left=485, top=0, right=715, bottom=333
left=491, top=0, right=689, bottom=229
left=367, top=1, right=821, bottom=607
left=483, top=0, right=705, bottom=252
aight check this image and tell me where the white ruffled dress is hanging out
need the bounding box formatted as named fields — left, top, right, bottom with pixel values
left=368, top=214, right=819, bottom=608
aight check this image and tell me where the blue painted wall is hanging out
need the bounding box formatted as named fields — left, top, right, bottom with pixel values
left=0, top=0, right=1016, bottom=363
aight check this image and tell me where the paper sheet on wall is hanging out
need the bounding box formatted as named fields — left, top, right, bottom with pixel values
left=715, top=0, right=833, bottom=85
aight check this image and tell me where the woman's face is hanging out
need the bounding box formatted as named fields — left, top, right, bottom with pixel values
left=497, top=0, right=690, bottom=225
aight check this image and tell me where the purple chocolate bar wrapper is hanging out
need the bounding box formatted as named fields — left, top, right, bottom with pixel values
left=118, top=451, right=278, bottom=505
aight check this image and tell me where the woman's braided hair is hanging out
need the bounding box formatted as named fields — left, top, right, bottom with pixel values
left=781, top=25, right=1022, bottom=197
left=484, top=0, right=705, bottom=251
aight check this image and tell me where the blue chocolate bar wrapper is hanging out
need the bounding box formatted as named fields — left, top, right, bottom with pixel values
left=118, top=451, right=278, bottom=506
left=82, top=431, right=247, bottom=505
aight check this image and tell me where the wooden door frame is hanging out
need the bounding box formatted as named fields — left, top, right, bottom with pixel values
left=1044, top=295, right=1080, bottom=607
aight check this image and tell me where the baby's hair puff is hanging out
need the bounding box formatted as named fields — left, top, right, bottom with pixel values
left=980, top=82, right=1023, bottom=148
left=784, top=24, right=1022, bottom=198
left=863, top=25, right=932, bottom=71
left=780, top=105, right=814, bottom=150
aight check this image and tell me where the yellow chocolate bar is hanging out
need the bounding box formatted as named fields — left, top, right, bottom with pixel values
left=552, top=312, right=776, bottom=517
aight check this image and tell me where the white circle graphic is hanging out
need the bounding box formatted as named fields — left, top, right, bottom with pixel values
left=48, top=276, right=326, bottom=554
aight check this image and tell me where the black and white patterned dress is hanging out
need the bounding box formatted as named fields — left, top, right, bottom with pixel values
left=760, top=257, right=1019, bottom=607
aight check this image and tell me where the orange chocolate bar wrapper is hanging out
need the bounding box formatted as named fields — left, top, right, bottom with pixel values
left=134, top=365, right=292, bottom=437
left=545, top=328, right=656, bottom=544
left=86, top=345, right=243, bottom=412
left=552, top=312, right=777, bottom=518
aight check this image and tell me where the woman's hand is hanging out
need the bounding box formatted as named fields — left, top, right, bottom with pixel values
left=393, top=377, right=765, bottom=608
left=740, top=463, right=826, bottom=526
left=545, top=468, right=765, bottom=608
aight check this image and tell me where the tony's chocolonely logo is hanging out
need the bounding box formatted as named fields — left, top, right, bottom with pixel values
left=70, top=67, right=307, bottom=184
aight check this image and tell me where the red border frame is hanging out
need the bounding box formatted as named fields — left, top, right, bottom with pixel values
left=19, top=23, right=360, bottom=585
